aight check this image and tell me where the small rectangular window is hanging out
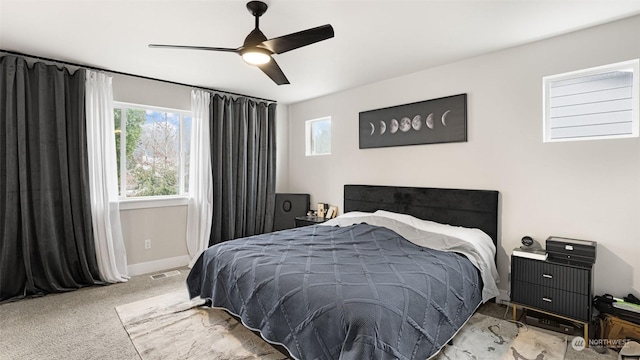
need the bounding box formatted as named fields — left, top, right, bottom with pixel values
left=543, top=59, right=639, bottom=142
left=305, top=117, right=331, bottom=156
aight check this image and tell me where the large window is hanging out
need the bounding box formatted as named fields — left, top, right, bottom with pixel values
left=114, top=103, right=192, bottom=198
left=543, top=59, right=639, bottom=142
left=305, top=116, right=331, bottom=156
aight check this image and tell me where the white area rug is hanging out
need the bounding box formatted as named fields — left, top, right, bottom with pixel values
left=115, top=290, right=288, bottom=360
left=434, top=312, right=565, bottom=359
left=116, top=291, right=618, bottom=360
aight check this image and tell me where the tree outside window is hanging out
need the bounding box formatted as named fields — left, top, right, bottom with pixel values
left=114, top=104, right=191, bottom=197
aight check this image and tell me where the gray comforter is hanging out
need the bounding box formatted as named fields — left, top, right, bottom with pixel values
left=187, top=223, right=483, bottom=360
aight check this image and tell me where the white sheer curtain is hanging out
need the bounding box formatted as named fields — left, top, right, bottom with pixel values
left=85, top=70, right=129, bottom=282
left=186, top=89, right=213, bottom=267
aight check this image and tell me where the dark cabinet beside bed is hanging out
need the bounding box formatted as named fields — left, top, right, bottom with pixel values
left=511, top=255, right=593, bottom=345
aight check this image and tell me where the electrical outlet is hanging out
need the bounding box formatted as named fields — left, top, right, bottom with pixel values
left=144, top=239, right=151, bottom=250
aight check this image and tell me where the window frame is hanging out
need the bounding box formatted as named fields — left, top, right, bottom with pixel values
left=305, top=116, right=332, bottom=156
left=543, top=59, right=639, bottom=143
left=113, top=101, right=192, bottom=206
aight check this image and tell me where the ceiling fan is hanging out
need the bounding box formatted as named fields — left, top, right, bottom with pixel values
left=149, top=1, right=334, bottom=85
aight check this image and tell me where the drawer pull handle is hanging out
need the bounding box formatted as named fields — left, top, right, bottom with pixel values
left=542, top=297, right=552, bottom=303
left=542, top=274, right=553, bottom=279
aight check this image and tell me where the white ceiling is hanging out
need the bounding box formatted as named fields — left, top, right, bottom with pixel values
left=2, top=0, right=640, bottom=104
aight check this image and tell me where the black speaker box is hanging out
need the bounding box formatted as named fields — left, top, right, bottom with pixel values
left=273, top=193, right=310, bottom=231
left=546, top=236, right=596, bottom=264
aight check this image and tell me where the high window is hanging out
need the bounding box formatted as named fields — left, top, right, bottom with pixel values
left=543, top=59, right=639, bottom=142
left=113, top=103, right=192, bottom=198
left=305, top=116, right=331, bottom=156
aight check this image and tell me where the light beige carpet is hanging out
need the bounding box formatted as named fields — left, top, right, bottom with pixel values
left=116, top=291, right=618, bottom=360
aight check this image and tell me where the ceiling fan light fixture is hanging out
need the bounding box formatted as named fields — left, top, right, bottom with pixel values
left=241, top=48, right=271, bottom=65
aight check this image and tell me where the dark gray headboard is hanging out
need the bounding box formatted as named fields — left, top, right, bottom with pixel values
left=343, top=185, right=499, bottom=247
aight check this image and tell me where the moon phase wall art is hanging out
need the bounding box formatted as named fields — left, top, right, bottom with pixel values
left=358, top=93, right=467, bottom=149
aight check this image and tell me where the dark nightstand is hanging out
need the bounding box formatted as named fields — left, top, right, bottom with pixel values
left=511, top=255, right=594, bottom=346
left=294, top=215, right=328, bottom=227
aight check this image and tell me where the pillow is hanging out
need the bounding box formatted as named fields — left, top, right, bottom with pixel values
left=374, top=209, right=489, bottom=240
left=334, top=211, right=373, bottom=219
left=374, top=210, right=500, bottom=296
left=373, top=209, right=496, bottom=260
left=320, top=209, right=500, bottom=301
left=320, top=211, right=373, bottom=226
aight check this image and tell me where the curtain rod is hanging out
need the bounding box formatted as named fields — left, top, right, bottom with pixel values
left=0, top=49, right=277, bottom=104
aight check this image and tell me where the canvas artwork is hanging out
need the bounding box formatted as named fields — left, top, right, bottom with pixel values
left=358, top=94, right=467, bottom=149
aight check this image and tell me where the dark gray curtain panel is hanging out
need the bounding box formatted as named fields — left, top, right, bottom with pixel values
left=209, top=95, right=276, bottom=245
left=0, top=55, right=102, bottom=303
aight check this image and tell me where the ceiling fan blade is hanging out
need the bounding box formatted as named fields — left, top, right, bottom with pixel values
left=149, top=44, right=239, bottom=53
left=260, top=24, right=334, bottom=54
left=257, top=59, right=290, bottom=85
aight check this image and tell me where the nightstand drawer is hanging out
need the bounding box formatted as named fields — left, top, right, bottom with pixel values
left=511, top=256, right=590, bottom=294
left=512, top=281, right=590, bottom=321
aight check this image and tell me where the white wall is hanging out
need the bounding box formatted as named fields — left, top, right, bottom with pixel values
left=111, top=74, right=290, bottom=274
left=286, top=15, right=640, bottom=298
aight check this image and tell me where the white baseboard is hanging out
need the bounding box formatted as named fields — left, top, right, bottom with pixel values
left=127, top=255, right=190, bottom=276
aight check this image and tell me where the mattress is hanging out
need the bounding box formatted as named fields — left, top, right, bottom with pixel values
left=187, top=214, right=495, bottom=359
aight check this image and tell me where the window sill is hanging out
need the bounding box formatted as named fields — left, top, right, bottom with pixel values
left=119, top=196, right=189, bottom=210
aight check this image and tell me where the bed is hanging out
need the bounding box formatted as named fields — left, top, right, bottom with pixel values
left=187, top=185, right=500, bottom=360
